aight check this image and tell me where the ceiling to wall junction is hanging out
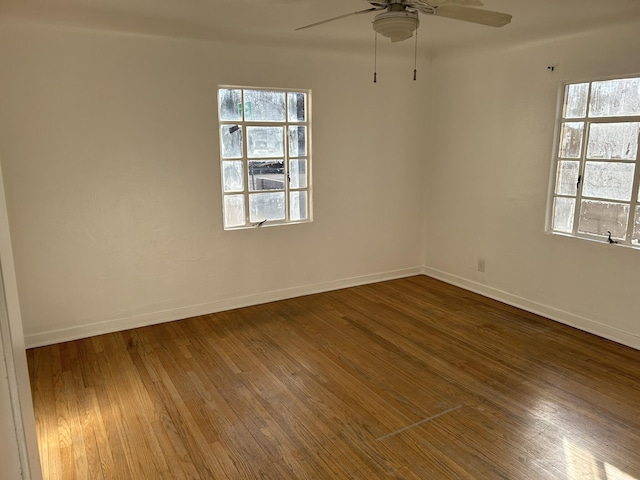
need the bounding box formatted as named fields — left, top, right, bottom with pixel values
left=1, top=0, right=640, bottom=55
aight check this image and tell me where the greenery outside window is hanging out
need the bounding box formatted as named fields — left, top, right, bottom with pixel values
left=217, top=86, right=312, bottom=229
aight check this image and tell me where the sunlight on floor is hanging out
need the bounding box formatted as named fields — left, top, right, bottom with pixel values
left=564, top=437, right=637, bottom=480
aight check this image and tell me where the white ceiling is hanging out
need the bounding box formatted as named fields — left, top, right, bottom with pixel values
left=1, top=0, right=640, bottom=55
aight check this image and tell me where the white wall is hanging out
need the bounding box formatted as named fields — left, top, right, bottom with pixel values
left=2, top=15, right=640, bottom=354
left=0, top=21, right=428, bottom=346
left=424, top=21, right=640, bottom=348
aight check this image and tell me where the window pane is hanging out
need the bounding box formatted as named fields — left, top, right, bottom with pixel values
left=249, top=192, right=285, bottom=223
left=582, top=161, right=635, bottom=201
left=633, top=208, right=640, bottom=245
left=244, top=90, right=285, bottom=122
left=552, top=197, right=575, bottom=233
left=290, top=191, right=308, bottom=221
left=586, top=122, right=640, bottom=160
left=222, top=161, right=244, bottom=192
left=288, top=92, right=306, bottom=122
left=247, top=126, right=284, bottom=158
left=289, top=159, right=307, bottom=189
left=223, top=195, right=245, bottom=228
left=558, top=122, right=584, bottom=158
left=248, top=160, right=285, bottom=191
left=218, top=89, right=243, bottom=121
left=289, top=126, right=306, bottom=157
left=589, top=77, right=640, bottom=118
left=563, top=83, right=589, bottom=118
left=578, top=200, right=629, bottom=239
left=220, top=125, right=243, bottom=159
left=555, top=160, right=580, bottom=195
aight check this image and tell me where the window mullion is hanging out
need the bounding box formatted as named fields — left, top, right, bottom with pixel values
left=567, top=85, right=587, bottom=234
left=283, top=92, right=290, bottom=222
left=240, top=90, right=251, bottom=227
left=572, top=120, right=589, bottom=235
left=284, top=123, right=290, bottom=223
left=625, top=129, right=640, bottom=244
left=569, top=82, right=593, bottom=236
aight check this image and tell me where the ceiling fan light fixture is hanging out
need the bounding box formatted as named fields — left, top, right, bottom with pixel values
left=373, top=11, right=419, bottom=42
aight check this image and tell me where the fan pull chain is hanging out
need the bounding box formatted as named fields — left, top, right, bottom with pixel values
left=373, top=31, right=378, bottom=83
left=413, top=28, right=418, bottom=81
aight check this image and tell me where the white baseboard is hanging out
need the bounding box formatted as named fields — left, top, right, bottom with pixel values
left=423, top=266, right=640, bottom=351
left=24, top=266, right=424, bottom=348
left=26, top=265, right=639, bottom=351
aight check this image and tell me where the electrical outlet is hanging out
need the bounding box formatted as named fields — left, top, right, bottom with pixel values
left=477, top=258, right=486, bottom=272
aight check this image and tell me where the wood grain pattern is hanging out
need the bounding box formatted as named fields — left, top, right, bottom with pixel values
left=27, top=276, right=640, bottom=479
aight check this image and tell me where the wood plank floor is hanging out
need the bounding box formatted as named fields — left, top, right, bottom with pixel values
left=27, top=276, right=640, bottom=479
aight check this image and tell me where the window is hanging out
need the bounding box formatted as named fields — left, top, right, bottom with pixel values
left=548, top=75, right=640, bottom=246
left=217, top=86, right=311, bottom=229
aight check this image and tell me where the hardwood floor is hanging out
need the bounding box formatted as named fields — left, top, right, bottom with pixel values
left=27, top=276, right=640, bottom=479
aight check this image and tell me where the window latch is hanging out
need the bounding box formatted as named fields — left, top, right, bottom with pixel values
left=576, top=174, right=582, bottom=190
left=254, top=219, right=267, bottom=227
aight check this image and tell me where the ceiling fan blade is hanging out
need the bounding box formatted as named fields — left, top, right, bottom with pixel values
left=296, top=7, right=381, bottom=31
left=433, top=5, right=512, bottom=27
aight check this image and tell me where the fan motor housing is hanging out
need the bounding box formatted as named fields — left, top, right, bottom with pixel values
left=373, top=11, right=420, bottom=42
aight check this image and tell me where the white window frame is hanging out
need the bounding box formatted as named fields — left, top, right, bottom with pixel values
left=217, top=85, right=312, bottom=230
left=547, top=74, right=640, bottom=248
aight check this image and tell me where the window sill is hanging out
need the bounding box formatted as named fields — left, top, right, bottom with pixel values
left=223, top=219, right=313, bottom=232
left=546, top=230, right=640, bottom=251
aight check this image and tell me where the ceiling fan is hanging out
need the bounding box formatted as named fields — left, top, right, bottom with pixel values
left=296, top=0, right=512, bottom=43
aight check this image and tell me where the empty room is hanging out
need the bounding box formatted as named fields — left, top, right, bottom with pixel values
left=1, top=0, right=640, bottom=478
